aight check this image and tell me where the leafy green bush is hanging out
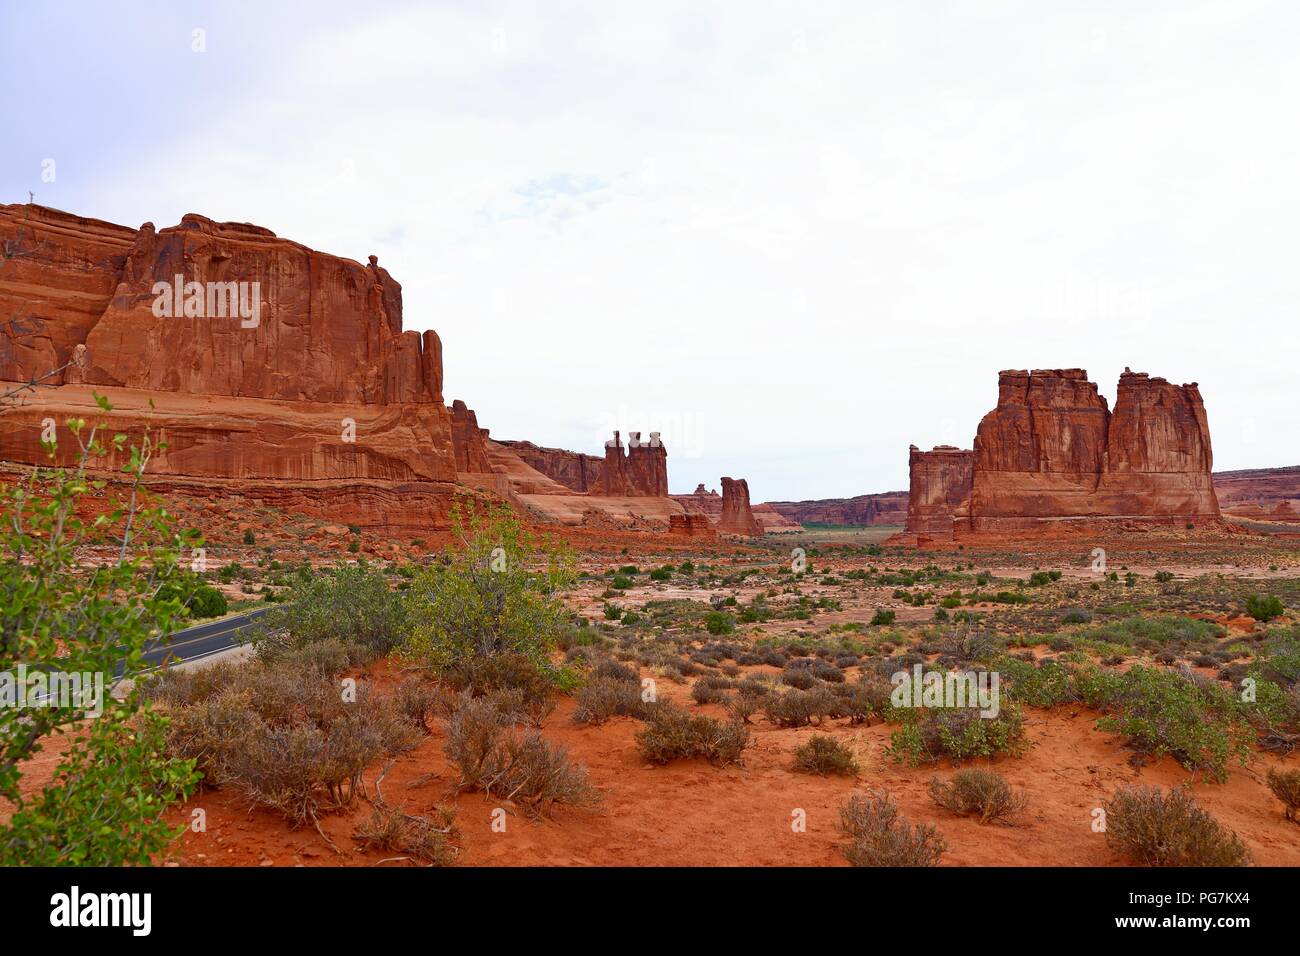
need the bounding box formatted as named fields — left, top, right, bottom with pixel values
left=157, top=577, right=229, bottom=619
left=888, top=703, right=1027, bottom=765
left=870, top=609, right=896, bottom=626
left=1247, top=594, right=1285, bottom=622
left=1079, top=665, right=1250, bottom=781
left=704, top=611, right=735, bottom=635
left=190, top=583, right=228, bottom=618
left=256, top=561, right=407, bottom=660
left=1103, top=786, right=1251, bottom=866
left=994, top=656, right=1078, bottom=708
left=403, top=498, right=575, bottom=680
left=1078, top=615, right=1223, bottom=652
left=1, top=409, right=200, bottom=865
left=649, top=565, right=673, bottom=582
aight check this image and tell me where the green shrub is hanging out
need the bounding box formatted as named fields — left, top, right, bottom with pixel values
left=610, top=573, right=633, bottom=590
left=1247, top=594, right=1285, bottom=622
left=870, top=609, right=896, bottom=626
left=994, top=656, right=1078, bottom=708
left=1, top=414, right=200, bottom=865
left=792, top=735, right=858, bottom=776
left=190, top=583, right=228, bottom=618
left=838, top=791, right=946, bottom=867
left=243, top=528, right=256, bottom=545
left=704, top=611, right=735, bottom=635
left=1077, top=615, right=1223, bottom=651
left=888, top=703, right=1027, bottom=765
left=1103, top=786, right=1251, bottom=866
left=256, top=561, right=407, bottom=659
left=403, top=497, right=575, bottom=679
left=1080, top=665, right=1250, bottom=781
left=649, top=565, right=673, bottom=582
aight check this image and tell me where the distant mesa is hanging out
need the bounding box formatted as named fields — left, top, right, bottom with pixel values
left=893, top=368, right=1221, bottom=543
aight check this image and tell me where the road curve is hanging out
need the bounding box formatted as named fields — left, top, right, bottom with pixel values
left=121, top=606, right=273, bottom=677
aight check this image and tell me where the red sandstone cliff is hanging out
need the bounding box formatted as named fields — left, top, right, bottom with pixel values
left=495, top=439, right=604, bottom=492
left=905, top=445, right=974, bottom=542
left=717, top=476, right=763, bottom=536
left=899, top=368, right=1220, bottom=541
left=0, top=204, right=458, bottom=530
left=594, top=431, right=667, bottom=497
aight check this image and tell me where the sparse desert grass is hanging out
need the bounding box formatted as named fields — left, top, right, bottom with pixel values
left=928, top=768, right=1027, bottom=824
left=792, top=734, right=859, bottom=776
left=444, top=693, right=597, bottom=815
left=1103, top=786, right=1251, bottom=866
left=573, top=676, right=651, bottom=724
left=838, top=791, right=947, bottom=867
left=634, top=704, right=751, bottom=765
left=353, top=805, right=459, bottom=866
left=1266, top=767, right=1300, bottom=822
left=763, top=686, right=837, bottom=728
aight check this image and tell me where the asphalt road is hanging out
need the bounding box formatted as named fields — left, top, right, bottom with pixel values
left=122, top=606, right=273, bottom=677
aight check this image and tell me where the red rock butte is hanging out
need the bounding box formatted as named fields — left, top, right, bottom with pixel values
left=896, top=368, right=1222, bottom=544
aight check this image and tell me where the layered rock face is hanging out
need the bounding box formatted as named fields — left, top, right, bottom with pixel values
left=764, top=491, right=908, bottom=527
left=904, top=446, right=974, bottom=542
left=1214, top=465, right=1300, bottom=521
left=900, top=368, right=1221, bottom=540
left=717, top=476, right=763, bottom=536
left=668, top=513, right=717, bottom=538
left=0, top=204, right=458, bottom=530
left=449, top=400, right=492, bottom=474
left=595, top=431, right=667, bottom=497
left=495, top=439, right=603, bottom=492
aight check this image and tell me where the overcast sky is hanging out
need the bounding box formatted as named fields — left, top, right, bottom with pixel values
left=3, top=1, right=1296, bottom=501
